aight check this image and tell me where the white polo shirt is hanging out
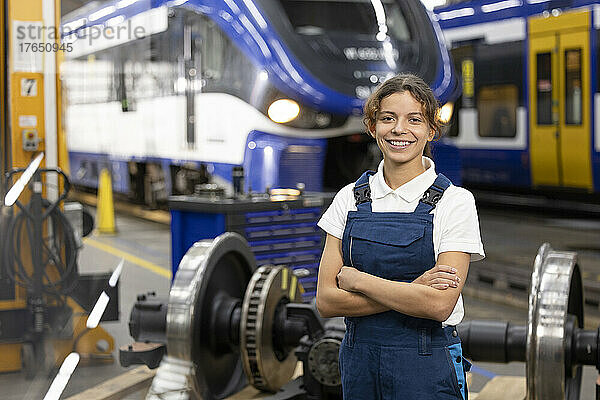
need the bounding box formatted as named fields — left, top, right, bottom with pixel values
left=318, top=157, right=485, bottom=326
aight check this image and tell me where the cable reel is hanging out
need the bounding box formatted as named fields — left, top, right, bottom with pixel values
left=1, top=157, right=101, bottom=378
left=3, top=166, right=78, bottom=299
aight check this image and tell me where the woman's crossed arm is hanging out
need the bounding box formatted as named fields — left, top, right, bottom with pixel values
left=316, top=234, right=466, bottom=320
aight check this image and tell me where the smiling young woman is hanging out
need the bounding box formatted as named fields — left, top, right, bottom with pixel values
left=316, top=73, right=485, bottom=400
left=370, top=91, right=434, bottom=189
left=364, top=74, right=444, bottom=190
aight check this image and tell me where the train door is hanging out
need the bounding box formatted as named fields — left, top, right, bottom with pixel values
left=528, top=10, right=593, bottom=190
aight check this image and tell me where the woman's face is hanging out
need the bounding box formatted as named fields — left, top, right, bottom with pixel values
left=370, top=91, right=433, bottom=167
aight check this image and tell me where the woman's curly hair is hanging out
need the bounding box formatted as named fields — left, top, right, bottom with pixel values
left=362, top=73, right=444, bottom=157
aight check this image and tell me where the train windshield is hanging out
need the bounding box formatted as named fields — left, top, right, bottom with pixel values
left=261, top=0, right=440, bottom=99
left=279, top=0, right=410, bottom=42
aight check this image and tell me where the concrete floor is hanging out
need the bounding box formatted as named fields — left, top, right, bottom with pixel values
left=476, top=207, right=600, bottom=295
left=1, top=206, right=599, bottom=399
left=0, top=213, right=172, bottom=400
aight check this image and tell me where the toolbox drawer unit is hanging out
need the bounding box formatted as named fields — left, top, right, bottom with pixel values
left=169, top=194, right=332, bottom=301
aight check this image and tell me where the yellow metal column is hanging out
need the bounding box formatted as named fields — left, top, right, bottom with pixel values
left=2, top=0, right=115, bottom=373
left=0, top=1, right=24, bottom=373
left=1, top=0, right=6, bottom=192
left=8, top=0, right=46, bottom=169
left=56, top=0, right=69, bottom=176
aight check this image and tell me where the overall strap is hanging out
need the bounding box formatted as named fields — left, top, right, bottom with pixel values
left=353, top=170, right=376, bottom=212
left=414, top=173, right=452, bottom=214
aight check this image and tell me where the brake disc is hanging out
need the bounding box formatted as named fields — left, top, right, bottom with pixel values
left=240, top=265, right=303, bottom=392
left=526, top=242, right=584, bottom=400
left=166, top=232, right=256, bottom=400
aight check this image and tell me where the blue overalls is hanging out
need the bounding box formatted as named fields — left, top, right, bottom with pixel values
left=339, top=171, right=471, bottom=400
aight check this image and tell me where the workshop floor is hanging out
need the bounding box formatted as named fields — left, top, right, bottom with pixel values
left=2, top=210, right=599, bottom=399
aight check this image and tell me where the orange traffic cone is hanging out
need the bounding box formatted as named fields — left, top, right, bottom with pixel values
left=96, top=169, right=116, bottom=235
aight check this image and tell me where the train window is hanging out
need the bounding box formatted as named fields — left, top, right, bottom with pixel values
left=61, top=59, right=117, bottom=104
left=62, top=23, right=182, bottom=107
left=471, top=41, right=524, bottom=105
left=189, top=13, right=260, bottom=102
left=477, top=85, right=517, bottom=138
left=197, top=19, right=225, bottom=81
left=278, top=0, right=410, bottom=41
left=564, top=49, right=582, bottom=126
left=536, top=52, right=552, bottom=125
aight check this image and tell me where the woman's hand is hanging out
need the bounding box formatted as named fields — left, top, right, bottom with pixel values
left=338, top=264, right=459, bottom=292
left=336, top=266, right=363, bottom=292
left=412, top=265, right=460, bottom=290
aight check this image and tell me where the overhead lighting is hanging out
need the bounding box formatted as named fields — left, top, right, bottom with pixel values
left=43, top=353, right=80, bottom=400
left=89, top=6, right=116, bottom=22
left=106, top=15, right=125, bottom=26
left=87, top=259, right=124, bottom=328
left=370, top=0, right=390, bottom=43
left=109, top=258, right=125, bottom=287
left=86, top=292, right=110, bottom=329
left=117, top=0, right=139, bottom=9
left=420, top=0, right=447, bottom=11
left=481, top=0, right=521, bottom=13
left=437, top=7, right=475, bottom=20
left=242, top=0, right=268, bottom=29
left=4, top=152, right=44, bottom=207
left=382, top=39, right=397, bottom=70
left=268, top=99, right=300, bottom=123
left=63, top=18, right=86, bottom=33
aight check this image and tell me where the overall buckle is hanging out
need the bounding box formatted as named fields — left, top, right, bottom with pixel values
left=421, top=186, right=444, bottom=206
left=354, top=184, right=371, bottom=206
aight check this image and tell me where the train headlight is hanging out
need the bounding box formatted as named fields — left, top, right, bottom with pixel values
left=438, top=102, right=454, bottom=124
left=268, top=99, right=300, bottom=123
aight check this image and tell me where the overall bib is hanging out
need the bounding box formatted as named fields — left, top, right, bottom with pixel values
left=339, top=171, right=471, bottom=400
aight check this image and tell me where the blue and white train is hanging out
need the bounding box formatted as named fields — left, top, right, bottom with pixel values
left=435, top=0, right=600, bottom=195
left=61, top=0, right=459, bottom=204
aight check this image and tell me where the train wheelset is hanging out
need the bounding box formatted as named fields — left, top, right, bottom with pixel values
left=121, top=234, right=600, bottom=400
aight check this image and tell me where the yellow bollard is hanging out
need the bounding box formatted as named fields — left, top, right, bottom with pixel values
left=96, top=168, right=117, bottom=235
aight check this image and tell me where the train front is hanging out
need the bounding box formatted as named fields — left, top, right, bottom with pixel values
left=60, top=0, right=458, bottom=202
left=250, top=0, right=460, bottom=189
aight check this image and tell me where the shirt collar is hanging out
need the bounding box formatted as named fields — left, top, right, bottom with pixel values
left=371, top=157, right=438, bottom=202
